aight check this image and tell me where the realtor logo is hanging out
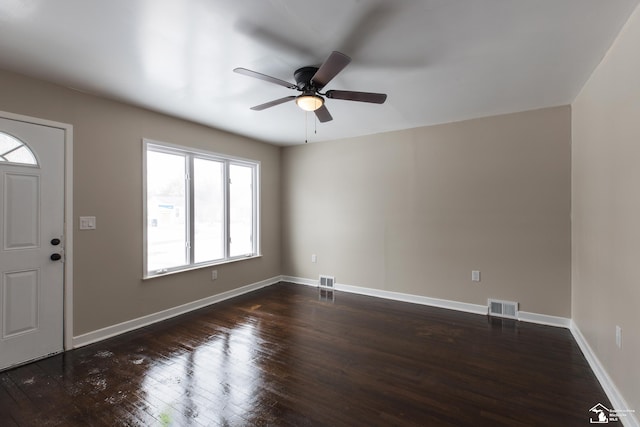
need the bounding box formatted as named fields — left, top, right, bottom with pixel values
left=589, top=403, right=636, bottom=423
left=590, top=403, right=611, bottom=423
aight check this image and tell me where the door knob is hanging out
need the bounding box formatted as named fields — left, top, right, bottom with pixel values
left=51, top=238, right=61, bottom=246
left=50, top=253, right=62, bottom=261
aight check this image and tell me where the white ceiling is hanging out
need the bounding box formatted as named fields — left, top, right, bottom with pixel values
left=0, top=0, right=638, bottom=146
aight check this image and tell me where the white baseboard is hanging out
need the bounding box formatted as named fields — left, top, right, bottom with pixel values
left=570, top=321, right=639, bottom=427
left=281, top=275, right=317, bottom=287
left=282, top=276, right=488, bottom=315
left=72, top=276, right=282, bottom=348
left=285, top=277, right=573, bottom=328
left=338, top=283, right=489, bottom=315
left=518, top=311, right=571, bottom=328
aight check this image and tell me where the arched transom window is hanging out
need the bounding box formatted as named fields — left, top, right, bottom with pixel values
left=0, top=131, right=38, bottom=166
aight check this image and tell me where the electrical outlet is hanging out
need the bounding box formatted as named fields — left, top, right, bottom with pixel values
left=472, top=270, right=481, bottom=282
left=311, top=254, right=317, bottom=263
left=211, top=270, right=218, bottom=281
left=616, top=325, right=622, bottom=349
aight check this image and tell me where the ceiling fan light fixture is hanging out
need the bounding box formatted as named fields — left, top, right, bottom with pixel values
left=296, top=93, right=324, bottom=111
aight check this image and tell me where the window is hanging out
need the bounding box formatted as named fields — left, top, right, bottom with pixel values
left=0, top=132, right=38, bottom=165
left=144, top=140, right=259, bottom=277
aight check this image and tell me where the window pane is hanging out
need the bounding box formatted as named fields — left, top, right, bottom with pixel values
left=229, top=164, right=254, bottom=257
left=194, top=158, right=224, bottom=263
left=5, top=146, right=37, bottom=164
left=0, top=133, right=21, bottom=154
left=0, top=132, right=38, bottom=165
left=146, top=150, right=187, bottom=272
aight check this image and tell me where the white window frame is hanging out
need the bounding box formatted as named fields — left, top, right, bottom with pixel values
left=143, top=138, right=260, bottom=278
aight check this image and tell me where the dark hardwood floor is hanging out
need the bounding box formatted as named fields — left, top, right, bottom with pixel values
left=0, top=282, right=609, bottom=426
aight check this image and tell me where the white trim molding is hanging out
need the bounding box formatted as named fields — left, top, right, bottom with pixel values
left=282, top=276, right=488, bottom=315
left=282, top=275, right=317, bottom=287
left=337, top=283, right=489, bottom=315
left=73, top=276, right=281, bottom=348
left=284, top=276, right=575, bottom=328
left=518, top=311, right=571, bottom=328
left=571, top=321, right=639, bottom=427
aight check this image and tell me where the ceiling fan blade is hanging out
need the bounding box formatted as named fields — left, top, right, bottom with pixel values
left=338, top=3, right=397, bottom=58
left=314, top=105, right=333, bottom=123
left=250, top=96, right=296, bottom=111
left=311, top=51, right=351, bottom=89
left=326, top=90, right=387, bottom=104
left=234, top=68, right=297, bottom=89
left=235, top=20, right=314, bottom=60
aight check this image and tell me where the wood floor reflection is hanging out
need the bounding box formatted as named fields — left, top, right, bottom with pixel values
left=0, top=282, right=609, bottom=426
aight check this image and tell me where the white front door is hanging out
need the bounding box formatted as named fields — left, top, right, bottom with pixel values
left=0, top=116, right=65, bottom=370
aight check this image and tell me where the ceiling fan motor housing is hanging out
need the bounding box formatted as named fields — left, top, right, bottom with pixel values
left=294, top=66, right=320, bottom=91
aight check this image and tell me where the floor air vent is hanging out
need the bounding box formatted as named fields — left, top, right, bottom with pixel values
left=488, top=299, right=518, bottom=319
left=319, top=275, right=335, bottom=289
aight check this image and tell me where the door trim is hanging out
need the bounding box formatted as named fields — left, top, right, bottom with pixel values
left=0, top=110, right=73, bottom=351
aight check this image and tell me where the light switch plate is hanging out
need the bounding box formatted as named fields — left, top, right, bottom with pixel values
left=79, top=216, right=96, bottom=230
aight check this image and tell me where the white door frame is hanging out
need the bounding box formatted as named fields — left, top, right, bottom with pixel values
left=0, top=110, right=73, bottom=351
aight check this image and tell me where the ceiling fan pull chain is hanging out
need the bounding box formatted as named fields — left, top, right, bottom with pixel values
left=305, top=111, right=308, bottom=143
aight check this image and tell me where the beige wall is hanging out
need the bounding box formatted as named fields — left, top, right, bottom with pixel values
left=0, top=67, right=572, bottom=336
left=282, top=106, right=572, bottom=317
left=572, top=4, right=640, bottom=414
left=0, top=69, right=281, bottom=336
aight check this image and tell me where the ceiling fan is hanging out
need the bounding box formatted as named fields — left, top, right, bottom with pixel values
left=234, top=51, right=387, bottom=123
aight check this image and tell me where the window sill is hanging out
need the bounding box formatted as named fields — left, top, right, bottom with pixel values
left=143, top=254, right=262, bottom=280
